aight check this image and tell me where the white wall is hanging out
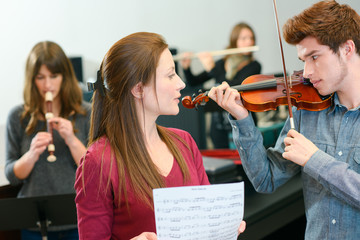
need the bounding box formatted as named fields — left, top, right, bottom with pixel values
left=1, top=0, right=359, bottom=126
left=1, top=0, right=360, bottom=183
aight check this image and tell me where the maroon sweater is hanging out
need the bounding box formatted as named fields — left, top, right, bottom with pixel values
left=75, top=128, right=209, bottom=240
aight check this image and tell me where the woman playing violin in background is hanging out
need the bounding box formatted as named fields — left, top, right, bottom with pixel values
left=5, top=41, right=91, bottom=240
left=181, top=22, right=261, bottom=149
left=209, top=1, right=360, bottom=239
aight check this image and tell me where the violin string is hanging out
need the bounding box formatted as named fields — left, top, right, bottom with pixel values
left=277, top=79, right=305, bottom=83
left=232, top=78, right=304, bottom=92
left=231, top=79, right=276, bottom=91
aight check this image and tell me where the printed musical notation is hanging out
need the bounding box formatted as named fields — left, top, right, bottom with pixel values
left=153, top=182, right=244, bottom=240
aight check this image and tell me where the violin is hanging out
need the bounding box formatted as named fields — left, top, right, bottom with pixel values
left=182, top=70, right=333, bottom=112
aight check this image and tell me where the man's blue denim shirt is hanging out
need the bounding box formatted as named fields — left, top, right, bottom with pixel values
left=229, top=93, right=360, bottom=239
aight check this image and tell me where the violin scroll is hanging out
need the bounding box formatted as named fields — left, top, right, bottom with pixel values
left=181, top=92, right=210, bottom=109
left=181, top=96, right=196, bottom=109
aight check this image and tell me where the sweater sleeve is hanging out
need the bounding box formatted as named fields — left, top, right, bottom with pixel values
left=183, top=59, right=227, bottom=87
left=75, top=144, right=115, bottom=240
left=207, top=59, right=227, bottom=84
left=183, top=68, right=212, bottom=87
left=226, top=60, right=261, bottom=86
left=5, top=106, right=25, bottom=186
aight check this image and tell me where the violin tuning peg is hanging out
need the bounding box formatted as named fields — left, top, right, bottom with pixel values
left=198, top=89, right=203, bottom=93
left=192, top=93, right=196, bottom=98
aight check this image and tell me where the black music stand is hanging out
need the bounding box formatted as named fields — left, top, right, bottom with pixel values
left=0, top=193, right=77, bottom=240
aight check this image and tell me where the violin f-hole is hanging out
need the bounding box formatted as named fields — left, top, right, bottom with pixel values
left=282, top=89, right=302, bottom=99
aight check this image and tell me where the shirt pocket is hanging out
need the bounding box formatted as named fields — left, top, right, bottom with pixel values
left=314, top=142, right=328, bottom=153
left=350, top=149, right=360, bottom=171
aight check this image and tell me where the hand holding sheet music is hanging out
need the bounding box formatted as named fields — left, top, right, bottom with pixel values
left=153, top=182, right=244, bottom=240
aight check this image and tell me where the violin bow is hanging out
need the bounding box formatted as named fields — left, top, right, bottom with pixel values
left=273, top=0, right=295, bottom=129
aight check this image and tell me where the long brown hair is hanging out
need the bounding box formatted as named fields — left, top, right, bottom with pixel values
left=283, top=0, right=360, bottom=55
left=22, top=41, right=85, bottom=134
left=88, top=32, right=191, bottom=208
left=226, top=22, right=256, bottom=59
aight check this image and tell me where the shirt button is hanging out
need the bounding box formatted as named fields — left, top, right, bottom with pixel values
left=233, top=126, right=237, bottom=130
left=338, top=151, right=343, bottom=156
left=332, top=219, right=336, bottom=224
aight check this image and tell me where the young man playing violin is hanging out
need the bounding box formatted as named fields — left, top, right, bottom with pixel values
left=208, top=1, right=360, bottom=239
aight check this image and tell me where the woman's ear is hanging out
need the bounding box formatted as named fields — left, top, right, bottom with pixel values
left=131, top=83, right=144, bottom=99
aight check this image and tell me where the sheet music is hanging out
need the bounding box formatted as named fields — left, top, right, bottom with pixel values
left=153, top=182, right=244, bottom=240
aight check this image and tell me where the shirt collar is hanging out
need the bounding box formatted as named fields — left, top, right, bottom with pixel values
left=328, top=92, right=360, bottom=113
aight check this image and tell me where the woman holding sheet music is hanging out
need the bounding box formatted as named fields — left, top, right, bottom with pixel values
left=74, top=32, right=246, bottom=240
left=181, top=22, right=261, bottom=149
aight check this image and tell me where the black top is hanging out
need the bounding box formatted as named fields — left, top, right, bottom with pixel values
left=183, top=59, right=261, bottom=87
left=182, top=58, right=262, bottom=149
